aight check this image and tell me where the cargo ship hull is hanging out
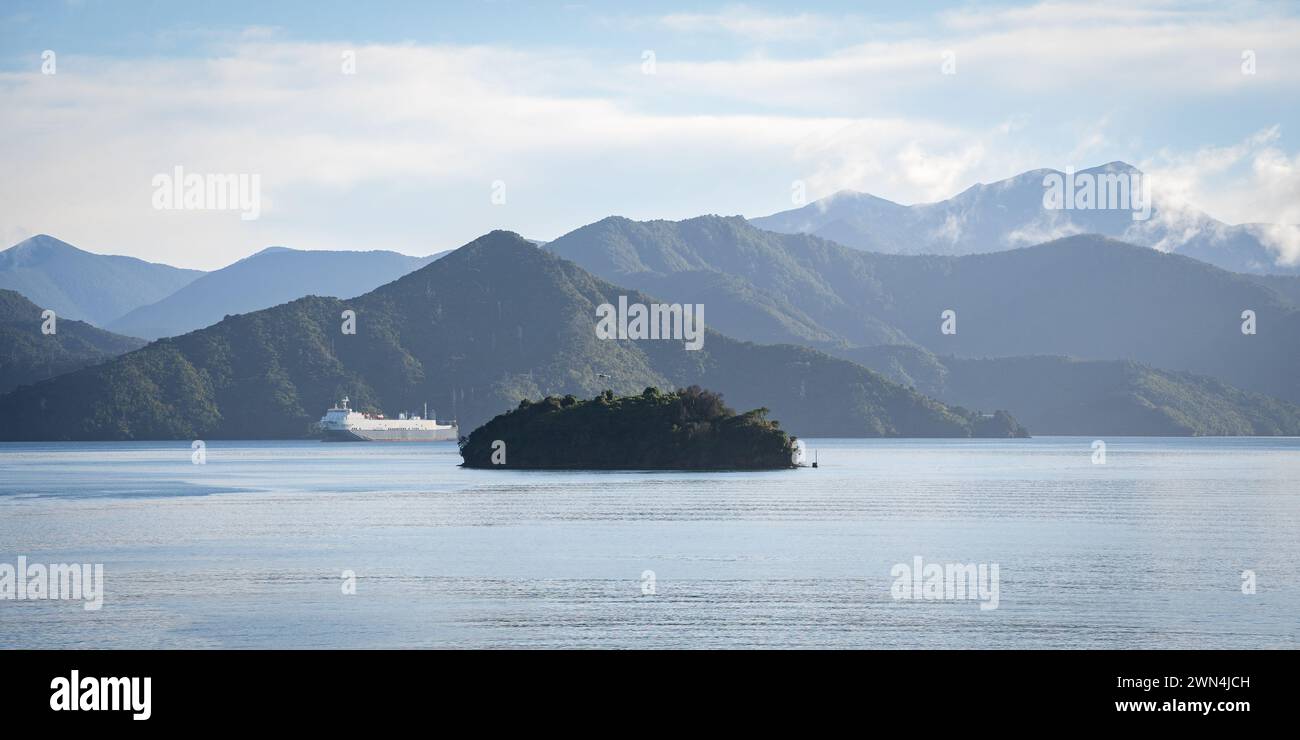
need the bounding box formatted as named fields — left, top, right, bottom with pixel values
left=322, top=427, right=458, bottom=442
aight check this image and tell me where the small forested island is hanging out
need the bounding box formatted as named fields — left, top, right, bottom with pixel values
left=459, top=386, right=799, bottom=470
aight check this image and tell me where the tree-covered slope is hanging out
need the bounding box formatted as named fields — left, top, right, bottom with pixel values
left=548, top=216, right=1300, bottom=404
left=546, top=215, right=913, bottom=349
left=0, top=232, right=1021, bottom=440
left=0, top=288, right=146, bottom=395
left=842, top=345, right=1300, bottom=436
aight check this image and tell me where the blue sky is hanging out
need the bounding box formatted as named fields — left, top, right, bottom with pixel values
left=2, top=0, right=1298, bottom=268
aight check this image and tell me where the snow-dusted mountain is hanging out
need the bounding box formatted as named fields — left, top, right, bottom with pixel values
left=751, top=162, right=1299, bottom=275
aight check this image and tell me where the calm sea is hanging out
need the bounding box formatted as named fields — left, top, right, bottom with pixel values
left=1, top=437, right=1296, bottom=649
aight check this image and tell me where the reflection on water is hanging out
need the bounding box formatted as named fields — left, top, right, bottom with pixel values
left=1, top=438, right=1296, bottom=648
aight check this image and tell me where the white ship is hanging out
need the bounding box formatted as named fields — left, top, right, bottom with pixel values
left=319, top=396, right=458, bottom=442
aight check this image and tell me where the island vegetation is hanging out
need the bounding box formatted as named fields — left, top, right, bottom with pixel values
left=459, top=386, right=799, bottom=470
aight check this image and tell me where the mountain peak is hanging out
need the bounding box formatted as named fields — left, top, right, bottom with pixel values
left=800, top=190, right=908, bottom=211
left=1038, top=233, right=1132, bottom=250
left=437, top=229, right=539, bottom=266
left=472, top=229, right=535, bottom=249
left=230, top=246, right=296, bottom=265
left=826, top=189, right=891, bottom=202
left=679, top=214, right=749, bottom=227
left=5, top=233, right=80, bottom=256
left=1078, top=160, right=1142, bottom=175
left=749, top=159, right=1297, bottom=274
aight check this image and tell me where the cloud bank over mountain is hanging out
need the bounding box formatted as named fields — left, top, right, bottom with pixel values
left=753, top=160, right=1300, bottom=273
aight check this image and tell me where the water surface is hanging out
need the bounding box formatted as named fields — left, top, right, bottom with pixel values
left=1, top=438, right=1296, bottom=648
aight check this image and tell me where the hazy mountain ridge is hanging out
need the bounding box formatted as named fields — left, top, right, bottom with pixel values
left=12, top=213, right=1298, bottom=438
left=0, top=235, right=204, bottom=326
left=0, top=288, right=146, bottom=395
left=0, top=231, right=1022, bottom=441
left=864, top=236, right=1300, bottom=404
left=1245, top=274, right=1300, bottom=307
left=547, top=215, right=1300, bottom=430
left=842, top=345, right=1300, bottom=436
left=107, top=247, right=442, bottom=339
left=752, top=162, right=1300, bottom=275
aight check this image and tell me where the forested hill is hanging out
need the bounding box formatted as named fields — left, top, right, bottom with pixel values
left=0, top=231, right=1025, bottom=441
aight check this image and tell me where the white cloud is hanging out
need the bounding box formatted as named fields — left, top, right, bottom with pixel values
left=656, top=5, right=846, bottom=41
left=1114, top=127, right=1300, bottom=263
left=5, top=32, right=1031, bottom=267
left=786, top=118, right=992, bottom=203
left=645, top=1, right=1300, bottom=112
left=1, top=1, right=1299, bottom=268
left=1005, top=211, right=1086, bottom=247
left=1143, top=127, right=1300, bottom=225
left=619, top=3, right=910, bottom=43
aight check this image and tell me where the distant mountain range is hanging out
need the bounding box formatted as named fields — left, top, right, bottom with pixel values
left=752, top=162, right=1300, bottom=275
left=0, top=235, right=449, bottom=338
left=108, top=247, right=443, bottom=339
left=0, top=232, right=1023, bottom=441
left=840, top=346, right=1300, bottom=436
left=0, top=235, right=204, bottom=326
left=0, top=288, right=145, bottom=395
left=8, top=206, right=1300, bottom=439
left=547, top=215, right=1300, bottom=431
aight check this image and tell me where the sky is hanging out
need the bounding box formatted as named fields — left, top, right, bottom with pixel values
left=1, top=0, right=1298, bottom=269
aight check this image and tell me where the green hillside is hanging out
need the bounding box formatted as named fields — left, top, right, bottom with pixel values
left=842, top=346, right=1300, bottom=436
left=0, top=288, right=146, bottom=395
left=0, top=232, right=1022, bottom=440
left=547, top=216, right=1300, bottom=408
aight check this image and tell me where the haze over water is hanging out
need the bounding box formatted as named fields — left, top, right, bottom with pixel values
left=1, top=438, right=1296, bottom=649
